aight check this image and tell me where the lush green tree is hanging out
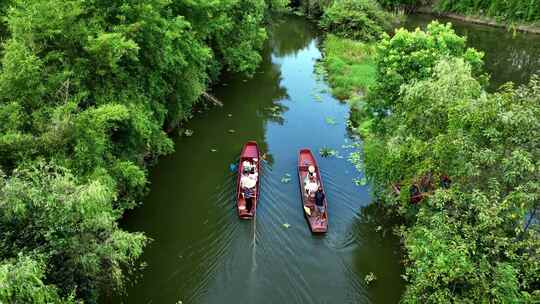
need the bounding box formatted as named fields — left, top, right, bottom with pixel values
left=0, top=0, right=279, bottom=302
left=342, top=20, right=540, bottom=302
left=292, top=0, right=333, bottom=18
left=359, top=57, right=540, bottom=303
left=0, top=255, right=76, bottom=304
left=376, top=0, right=427, bottom=12
left=365, top=21, right=484, bottom=130
left=320, top=0, right=394, bottom=41
left=0, top=164, right=147, bottom=302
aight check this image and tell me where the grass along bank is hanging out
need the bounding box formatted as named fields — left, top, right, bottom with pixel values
left=320, top=34, right=376, bottom=137
left=321, top=35, right=376, bottom=100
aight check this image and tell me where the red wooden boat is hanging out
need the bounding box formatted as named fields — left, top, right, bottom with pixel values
left=298, top=149, right=328, bottom=233
left=236, top=141, right=260, bottom=219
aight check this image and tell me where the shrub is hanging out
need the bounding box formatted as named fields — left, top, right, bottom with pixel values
left=320, top=0, right=394, bottom=41
left=366, top=21, right=484, bottom=128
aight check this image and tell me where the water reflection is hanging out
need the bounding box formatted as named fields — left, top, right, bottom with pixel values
left=269, top=15, right=319, bottom=57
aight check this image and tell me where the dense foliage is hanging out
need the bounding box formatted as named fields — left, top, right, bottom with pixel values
left=436, top=0, right=540, bottom=23
left=0, top=0, right=283, bottom=302
left=365, top=22, right=485, bottom=132
left=320, top=0, right=394, bottom=41
left=293, top=0, right=333, bottom=18
left=353, top=22, right=540, bottom=302
left=376, top=0, right=427, bottom=12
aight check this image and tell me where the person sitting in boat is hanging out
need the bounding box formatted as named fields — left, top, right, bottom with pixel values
left=248, top=166, right=258, bottom=182
left=304, top=166, right=318, bottom=195
left=242, top=160, right=253, bottom=174
left=240, top=172, right=256, bottom=212
left=315, top=186, right=325, bottom=217
left=305, top=165, right=317, bottom=181
left=243, top=186, right=255, bottom=212
left=305, top=179, right=318, bottom=197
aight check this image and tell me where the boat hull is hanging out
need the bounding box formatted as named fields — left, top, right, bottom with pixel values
left=236, top=141, right=260, bottom=219
left=298, top=149, right=328, bottom=233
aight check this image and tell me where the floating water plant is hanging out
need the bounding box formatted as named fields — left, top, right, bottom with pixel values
left=184, top=129, right=194, bottom=137
left=265, top=105, right=282, bottom=118
left=282, top=223, right=291, bottom=228
left=325, top=117, right=337, bottom=125
left=364, top=272, right=377, bottom=285
left=281, top=173, right=292, bottom=183
left=353, top=177, right=368, bottom=186
left=319, top=147, right=338, bottom=158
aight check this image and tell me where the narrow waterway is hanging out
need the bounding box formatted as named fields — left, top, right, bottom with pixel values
left=116, top=15, right=404, bottom=304
left=115, top=13, right=540, bottom=304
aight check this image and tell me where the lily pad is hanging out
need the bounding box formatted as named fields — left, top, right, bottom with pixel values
left=325, top=117, right=337, bottom=125
left=184, top=129, right=194, bottom=137
left=280, top=173, right=292, bottom=184
left=364, top=272, right=377, bottom=285
left=319, top=147, right=338, bottom=158
left=354, top=177, right=368, bottom=186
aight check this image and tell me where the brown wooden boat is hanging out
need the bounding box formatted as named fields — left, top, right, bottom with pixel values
left=298, top=149, right=328, bottom=233
left=392, top=174, right=450, bottom=203
left=236, top=141, right=260, bottom=219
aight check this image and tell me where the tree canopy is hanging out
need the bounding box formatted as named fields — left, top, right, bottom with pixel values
left=353, top=22, right=540, bottom=302
left=0, top=0, right=285, bottom=302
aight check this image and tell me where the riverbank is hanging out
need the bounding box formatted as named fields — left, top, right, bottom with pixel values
left=416, top=6, right=540, bottom=34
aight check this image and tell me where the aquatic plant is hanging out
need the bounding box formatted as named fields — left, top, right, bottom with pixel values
left=325, top=117, right=337, bottom=125
left=364, top=272, right=377, bottom=285
left=184, top=129, right=194, bottom=137
left=319, top=147, right=339, bottom=158
left=281, top=173, right=292, bottom=183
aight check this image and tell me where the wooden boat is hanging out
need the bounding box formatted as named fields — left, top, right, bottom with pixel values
left=236, top=141, right=260, bottom=219
left=298, top=149, right=328, bottom=233
left=391, top=174, right=450, bottom=204
left=392, top=184, right=425, bottom=204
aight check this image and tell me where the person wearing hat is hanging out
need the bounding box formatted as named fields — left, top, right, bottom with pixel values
left=307, top=165, right=317, bottom=180
left=304, top=165, right=318, bottom=196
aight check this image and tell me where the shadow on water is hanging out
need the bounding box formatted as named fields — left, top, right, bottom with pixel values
left=114, top=14, right=405, bottom=304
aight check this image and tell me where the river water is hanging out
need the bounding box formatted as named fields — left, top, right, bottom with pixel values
left=116, top=14, right=540, bottom=304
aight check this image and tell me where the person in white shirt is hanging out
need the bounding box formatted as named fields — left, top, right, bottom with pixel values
left=305, top=180, right=318, bottom=196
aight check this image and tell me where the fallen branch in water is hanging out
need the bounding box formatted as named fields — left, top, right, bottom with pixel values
left=202, top=92, right=223, bottom=107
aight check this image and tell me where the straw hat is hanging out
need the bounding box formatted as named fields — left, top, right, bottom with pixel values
left=308, top=165, right=315, bottom=173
